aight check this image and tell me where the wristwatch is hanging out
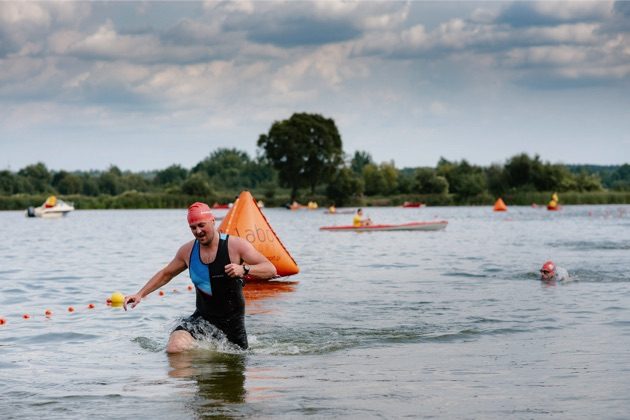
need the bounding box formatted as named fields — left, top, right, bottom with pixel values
left=242, top=264, right=250, bottom=276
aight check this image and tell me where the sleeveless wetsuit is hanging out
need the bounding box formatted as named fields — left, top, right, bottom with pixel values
left=174, top=233, right=247, bottom=348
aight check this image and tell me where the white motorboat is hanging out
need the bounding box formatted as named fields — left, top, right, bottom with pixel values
left=26, top=196, right=75, bottom=218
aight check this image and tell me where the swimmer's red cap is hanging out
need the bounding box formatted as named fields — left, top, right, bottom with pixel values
left=187, top=202, right=215, bottom=224
left=541, top=260, right=555, bottom=274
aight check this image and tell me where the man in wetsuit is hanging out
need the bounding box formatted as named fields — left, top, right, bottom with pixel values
left=124, top=202, right=277, bottom=353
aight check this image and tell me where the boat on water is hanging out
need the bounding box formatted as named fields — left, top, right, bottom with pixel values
left=320, top=220, right=448, bottom=232
left=26, top=196, right=75, bottom=218
left=402, top=201, right=425, bottom=208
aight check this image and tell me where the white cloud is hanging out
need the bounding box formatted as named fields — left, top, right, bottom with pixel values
left=69, top=20, right=158, bottom=59
left=521, top=23, right=600, bottom=44
left=505, top=45, right=588, bottom=66
left=0, top=2, right=50, bottom=27
left=533, top=1, right=614, bottom=21
left=204, top=0, right=256, bottom=14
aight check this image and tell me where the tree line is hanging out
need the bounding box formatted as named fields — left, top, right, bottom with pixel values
left=1, top=113, right=629, bottom=209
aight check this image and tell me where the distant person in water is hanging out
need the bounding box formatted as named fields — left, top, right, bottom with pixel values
left=353, top=208, right=373, bottom=227
left=540, top=260, right=570, bottom=282
left=123, top=202, right=277, bottom=352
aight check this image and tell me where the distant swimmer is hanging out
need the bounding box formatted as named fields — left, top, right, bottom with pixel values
left=540, top=260, right=570, bottom=282
left=353, top=208, right=373, bottom=227
left=124, top=202, right=277, bottom=352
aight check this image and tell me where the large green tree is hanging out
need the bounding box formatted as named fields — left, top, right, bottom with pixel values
left=362, top=162, right=399, bottom=195
left=350, top=150, right=373, bottom=174
left=155, top=164, right=188, bottom=187
left=437, top=158, right=487, bottom=201
left=326, top=167, right=364, bottom=206
left=257, top=113, right=344, bottom=200
left=414, top=168, right=449, bottom=194
left=193, top=148, right=275, bottom=190
left=18, top=162, right=52, bottom=193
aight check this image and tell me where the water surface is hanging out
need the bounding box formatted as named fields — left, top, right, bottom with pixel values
left=1, top=205, right=629, bottom=418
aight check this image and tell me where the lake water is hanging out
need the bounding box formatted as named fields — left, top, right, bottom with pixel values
left=1, top=205, right=629, bottom=419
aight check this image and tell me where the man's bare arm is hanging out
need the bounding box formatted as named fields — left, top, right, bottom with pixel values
left=225, top=237, right=277, bottom=279
left=124, top=245, right=189, bottom=310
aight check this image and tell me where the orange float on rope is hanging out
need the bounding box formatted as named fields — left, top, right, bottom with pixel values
left=0, top=317, right=6, bottom=325
left=45, top=309, right=53, bottom=317
left=219, top=191, right=299, bottom=277
left=493, top=198, right=507, bottom=212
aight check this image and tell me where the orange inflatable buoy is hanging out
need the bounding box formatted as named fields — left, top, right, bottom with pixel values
left=219, top=191, right=299, bottom=277
left=493, top=198, right=507, bottom=212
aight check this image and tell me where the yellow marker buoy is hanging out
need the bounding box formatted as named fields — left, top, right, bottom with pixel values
left=110, top=291, right=125, bottom=307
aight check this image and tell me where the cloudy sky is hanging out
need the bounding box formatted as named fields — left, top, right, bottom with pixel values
left=1, top=1, right=629, bottom=172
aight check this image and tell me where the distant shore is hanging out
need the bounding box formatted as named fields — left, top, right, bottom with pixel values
left=2, top=190, right=629, bottom=211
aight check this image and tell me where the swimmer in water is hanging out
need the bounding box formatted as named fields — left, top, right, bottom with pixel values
left=540, top=260, right=570, bottom=282
left=124, top=202, right=277, bottom=352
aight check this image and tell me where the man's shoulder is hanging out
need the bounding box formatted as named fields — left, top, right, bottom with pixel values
left=555, top=267, right=570, bottom=281
left=177, top=240, right=196, bottom=255
left=226, top=234, right=247, bottom=248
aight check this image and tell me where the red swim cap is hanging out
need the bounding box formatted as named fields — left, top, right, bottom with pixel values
left=541, top=260, right=556, bottom=274
left=187, top=202, right=215, bottom=224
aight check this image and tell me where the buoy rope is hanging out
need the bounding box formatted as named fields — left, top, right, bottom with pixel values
left=0, top=284, right=194, bottom=326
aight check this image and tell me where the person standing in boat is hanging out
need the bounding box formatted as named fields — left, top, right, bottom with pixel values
left=123, top=202, right=277, bottom=352
left=353, top=208, right=373, bottom=227
left=540, top=260, right=570, bottom=282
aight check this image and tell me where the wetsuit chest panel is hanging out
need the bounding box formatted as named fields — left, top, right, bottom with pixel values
left=189, top=239, right=213, bottom=295
left=193, top=234, right=245, bottom=319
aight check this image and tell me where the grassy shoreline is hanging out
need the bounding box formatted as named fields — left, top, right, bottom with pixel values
left=2, top=190, right=630, bottom=211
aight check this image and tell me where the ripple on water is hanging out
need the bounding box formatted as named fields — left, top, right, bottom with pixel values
left=555, top=240, right=630, bottom=251
left=132, top=336, right=163, bottom=353
left=248, top=319, right=549, bottom=355
left=443, top=271, right=488, bottom=278
left=18, top=332, right=100, bottom=345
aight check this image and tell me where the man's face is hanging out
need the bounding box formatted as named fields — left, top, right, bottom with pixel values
left=540, top=268, right=555, bottom=281
left=189, top=219, right=215, bottom=245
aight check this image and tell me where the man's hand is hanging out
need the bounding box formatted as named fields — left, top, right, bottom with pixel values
left=123, top=294, right=142, bottom=311
left=225, top=263, right=245, bottom=278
